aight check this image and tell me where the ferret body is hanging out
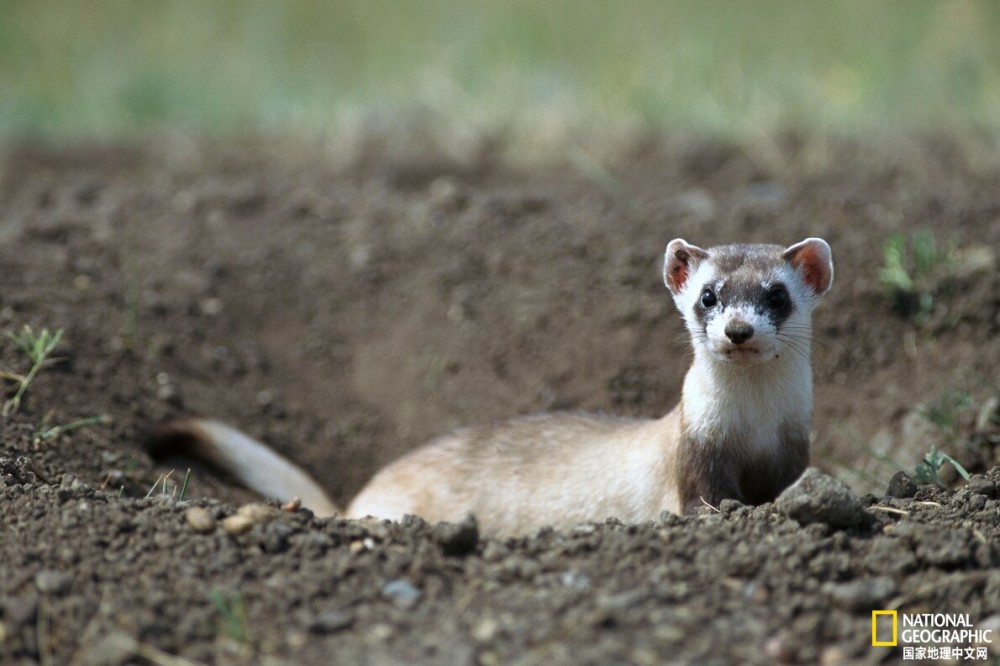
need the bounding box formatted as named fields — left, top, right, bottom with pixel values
left=155, top=238, right=833, bottom=537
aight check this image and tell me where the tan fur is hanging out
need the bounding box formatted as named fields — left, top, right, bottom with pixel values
left=346, top=411, right=682, bottom=535
left=153, top=238, right=832, bottom=538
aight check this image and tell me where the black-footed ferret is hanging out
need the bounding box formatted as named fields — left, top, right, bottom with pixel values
left=152, top=237, right=833, bottom=537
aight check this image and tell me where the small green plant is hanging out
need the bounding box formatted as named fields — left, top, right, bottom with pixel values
left=143, top=468, right=193, bottom=501
left=178, top=468, right=192, bottom=501
left=33, top=414, right=111, bottom=444
left=210, top=589, right=249, bottom=644
left=2, top=326, right=64, bottom=416
left=913, top=445, right=970, bottom=488
left=911, top=389, right=979, bottom=488
left=878, top=230, right=956, bottom=326
left=145, top=471, right=171, bottom=499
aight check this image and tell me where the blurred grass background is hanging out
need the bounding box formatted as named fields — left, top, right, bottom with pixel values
left=2, top=0, right=999, bottom=141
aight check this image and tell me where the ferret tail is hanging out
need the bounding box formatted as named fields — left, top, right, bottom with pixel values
left=149, top=419, right=340, bottom=518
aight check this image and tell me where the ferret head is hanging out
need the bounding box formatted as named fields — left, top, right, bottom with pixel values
left=663, top=238, right=833, bottom=366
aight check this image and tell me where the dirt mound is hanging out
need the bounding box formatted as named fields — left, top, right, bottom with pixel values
left=1, top=135, right=999, bottom=664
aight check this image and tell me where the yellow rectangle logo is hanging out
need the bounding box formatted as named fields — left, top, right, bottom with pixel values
left=872, top=610, right=898, bottom=646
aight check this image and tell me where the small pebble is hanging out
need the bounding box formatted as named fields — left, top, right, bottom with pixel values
left=381, top=579, right=422, bottom=608
left=221, top=514, right=254, bottom=536
left=306, top=609, right=354, bottom=634
left=222, top=503, right=273, bottom=535
left=472, top=618, right=499, bottom=642
left=560, top=571, right=591, bottom=590
left=185, top=507, right=216, bottom=534
left=886, top=471, right=917, bottom=498
left=199, top=297, right=223, bottom=316
left=369, top=623, right=393, bottom=640
left=35, top=570, right=75, bottom=596
left=764, top=631, right=797, bottom=663
left=819, top=646, right=850, bottom=666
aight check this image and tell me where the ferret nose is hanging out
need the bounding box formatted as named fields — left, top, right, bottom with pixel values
left=725, top=321, right=754, bottom=345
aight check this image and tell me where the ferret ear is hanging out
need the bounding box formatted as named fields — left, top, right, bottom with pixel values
left=663, top=239, right=709, bottom=294
left=783, top=238, right=834, bottom=295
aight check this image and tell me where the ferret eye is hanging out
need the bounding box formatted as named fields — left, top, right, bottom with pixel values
left=767, top=286, right=789, bottom=310
left=700, top=288, right=717, bottom=308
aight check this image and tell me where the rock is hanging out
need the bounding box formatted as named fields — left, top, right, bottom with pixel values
left=967, top=474, right=997, bottom=499
left=472, top=618, right=500, bottom=642
left=35, top=570, right=75, bottom=596
left=858, top=493, right=879, bottom=507
left=819, top=646, right=850, bottom=666
left=381, top=579, right=422, bottom=609
left=433, top=514, right=479, bottom=556
left=221, top=513, right=256, bottom=536
left=886, top=470, right=918, bottom=498
left=185, top=507, right=216, bottom=534
left=221, top=503, right=274, bottom=536
left=303, top=609, right=354, bottom=634
left=775, top=468, right=871, bottom=529
left=764, top=631, right=798, bottom=663
left=559, top=571, right=591, bottom=590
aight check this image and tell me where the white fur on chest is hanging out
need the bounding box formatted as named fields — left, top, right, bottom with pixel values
left=682, top=351, right=811, bottom=455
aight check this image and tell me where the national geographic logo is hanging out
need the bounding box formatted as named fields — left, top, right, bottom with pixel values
left=872, top=611, right=993, bottom=661
left=872, top=610, right=897, bottom=647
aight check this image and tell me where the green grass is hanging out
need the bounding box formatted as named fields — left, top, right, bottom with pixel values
left=913, top=445, right=970, bottom=488
left=3, top=1, right=1000, bottom=141
left=33, top=414, right=111, bottom=444
left=2, top=326, right=64, bottom=416
left=912, top=387, right=999, bottom=487
left=879, top=230, right=958, bottom=326
left=143, top=468, right=192, bottom=502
